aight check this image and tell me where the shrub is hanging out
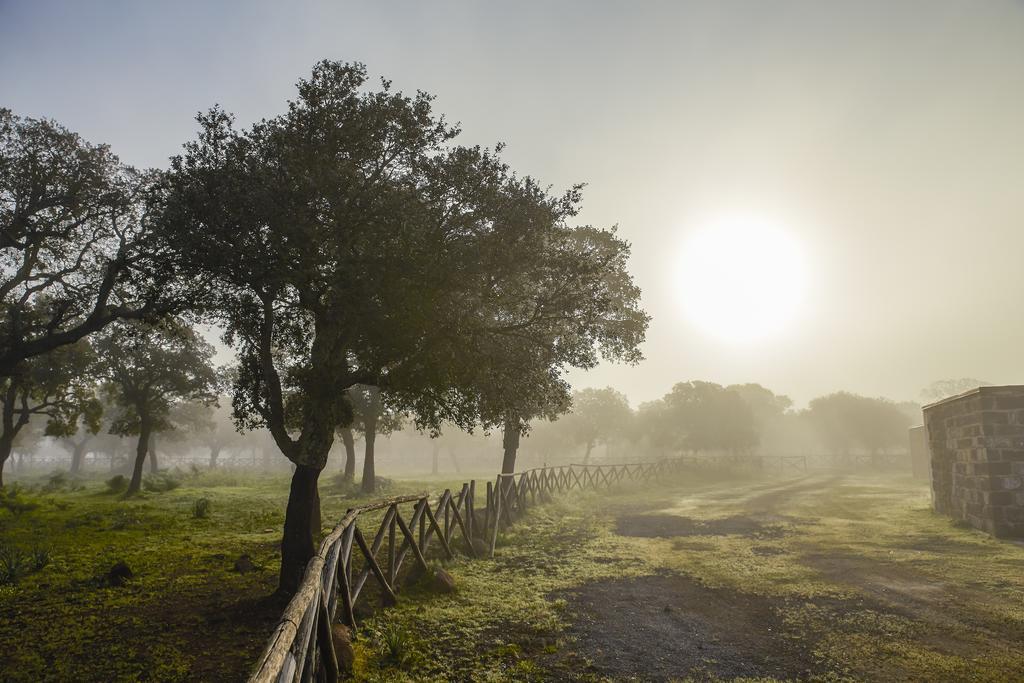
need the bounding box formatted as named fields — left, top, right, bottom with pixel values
left=142, top=472, right=182, bottom=493
left=329, top=471, right=360, bottom=495
left=43, top=471, right=68, bottom=492
left=0, top=544, right=31, bottom=585
left=0, top=486, right=38, bottom=517
left=105, top=475, right=128, bottom=493
left=192, top=498, right=211, bottom=519
left=189, top=469, right=242, bottom=488
left=30, top=545, right=50, bottom=571
left=109, top=510, right=140, bottom=530
left=373, top=621, right=423, bottom=669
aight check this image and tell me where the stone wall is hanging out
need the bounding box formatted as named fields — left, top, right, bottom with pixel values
left=922, top=385, right=1024, bottom=538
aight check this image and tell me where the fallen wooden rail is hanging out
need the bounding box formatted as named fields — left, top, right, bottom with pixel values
left=248, top=457, right=691, bottom=683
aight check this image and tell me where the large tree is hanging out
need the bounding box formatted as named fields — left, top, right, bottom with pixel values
left=0, top=339, right=101, bottom=486
left=0, top=110, right=176, bottom=377
left=96, top=321, right=218, bottom=495
left=162, top=61, right=647, bottom=595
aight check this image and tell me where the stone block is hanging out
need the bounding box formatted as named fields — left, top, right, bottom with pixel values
left=923, top=386, right=1024, bottom=539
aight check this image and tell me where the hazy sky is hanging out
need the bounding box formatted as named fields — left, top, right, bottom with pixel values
left=3, top=0, right=1023, bottom=408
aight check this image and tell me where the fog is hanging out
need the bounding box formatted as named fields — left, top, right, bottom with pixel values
left=5, top=0, right=1024, bottom=407
left=5, top=4, right=1024, bottom=681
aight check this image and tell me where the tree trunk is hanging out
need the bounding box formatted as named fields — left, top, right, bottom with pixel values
left=448, top=446, right=461, bottom=474
left=360, top=388, right=381, bottom=494
left=209, top=446, right=221, bottom=469
left=340, top=428, right=356, bottom=481
left=69, top=440, right=88, bottom=473
left=278, top=463, right=322, bottom=595
left=583, top=440, right=594, bottom=465
left=0, top=384, right=28, bottom=488
left=501, top=418, right=521, bottom=475
left=148, top=433, right=158, bottom=473
left=360, top=423, right=377, bottom=494
left=431, top=441, right=439, bottom=475
left=127, top=420, right=152, bottom=495
left=0, top=433, right=12, bottom=488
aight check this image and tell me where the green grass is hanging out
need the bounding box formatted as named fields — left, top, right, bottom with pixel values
left=348, top=473, right=1024, bottom=681
left=3, top=468, right=1024, bottom=681
left=0, top=468, right=463, bottom=682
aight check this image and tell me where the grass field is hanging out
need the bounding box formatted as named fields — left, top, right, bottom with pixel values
left=2, top=467, right=1023, bottom=681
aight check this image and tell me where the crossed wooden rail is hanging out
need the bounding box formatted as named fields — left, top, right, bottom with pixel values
left=248, top=458, right=688, bottom=683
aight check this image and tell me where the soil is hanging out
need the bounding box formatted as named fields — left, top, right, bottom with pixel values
left=550, top=573, right=829, bottom=682
left=615, top=514, right=788, bottom=539
left=801, top=552, right=1024, bottom=653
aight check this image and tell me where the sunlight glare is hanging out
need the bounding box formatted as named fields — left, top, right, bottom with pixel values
left=677, top=213, right=807, bottom=344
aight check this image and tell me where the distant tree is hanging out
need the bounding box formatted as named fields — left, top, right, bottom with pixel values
left=188, top=400, right=244, bottom=468
left=336, top=424, right=358, bottom=481
left=804, top=392, right=912, bottom=457
left=726, top=383, right=793, bottom=421
left=519, top=417, right=573, bottom=467
left=0, top=110, right=177, bottom=377
left=726, top=383, right=793, bottom=454
left=433, top=422, right=494, bottom=473
left=557, top=387, right=633, bottom=463
left=155, top=399, right=225, bottom=470
left=346, top=385, right=404, bottom=494
left=96, top=321, right=218, bottom=495
left=0, top=339, right=101, bottom=486
left=634, top=398, right=677, bottom=456
left=61, top=427, right=94, bottom=474
left=664, top=381, right=758, bottom=454
left=920, top=378, right=991, bottom=404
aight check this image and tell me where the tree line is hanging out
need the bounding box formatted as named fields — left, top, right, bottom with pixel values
left=521, top=382, right=922, bottom=464
left=0, top=61, right=649, bottom=595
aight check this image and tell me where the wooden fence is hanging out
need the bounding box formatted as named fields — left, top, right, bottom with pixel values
left=679, top=453, right=808, bottom=472
left=247, top=458, right=689, bottom=683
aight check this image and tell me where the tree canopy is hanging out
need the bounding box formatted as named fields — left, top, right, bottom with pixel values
left=0, top=338, right=101, bottom=485
left=96, top=320, right=218, bottom=494
left=0, top=110, right=176, bottom=376
left=804, top=391, right=912, bottom=457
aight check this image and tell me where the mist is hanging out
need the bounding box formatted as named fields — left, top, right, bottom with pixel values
left=3, top=2, right=1024, bottom=682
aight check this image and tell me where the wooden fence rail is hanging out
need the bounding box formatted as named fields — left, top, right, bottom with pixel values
left=248, top=457, right=700, bottom=683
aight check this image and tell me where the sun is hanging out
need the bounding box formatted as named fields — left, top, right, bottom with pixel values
left=677, top=213, right=807, bottom=344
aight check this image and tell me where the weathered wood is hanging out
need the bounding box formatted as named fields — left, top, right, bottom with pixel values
left=394, top=498, right=428, bottom=572
left=337, top=539, right=356, bottom=629
left=443, top=488, right=451, bottom=542
left=484, top=480, right=493, bottom=540
left=446, top=493, right=477, bottom=558
left=489, top=476, right=503, bottom=556
left=422, top=493, right=454, bottom=559
left=354, top=526, right=397, bottom=606
left=466, top=480, right=475, bottom=539
left=351, top=506, right=396, bottom=602
left=315, top=588, right=340, bottom=682
left=393, top=508, right=429, bottom=573
left=387, top=507, right=397, bottom=587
